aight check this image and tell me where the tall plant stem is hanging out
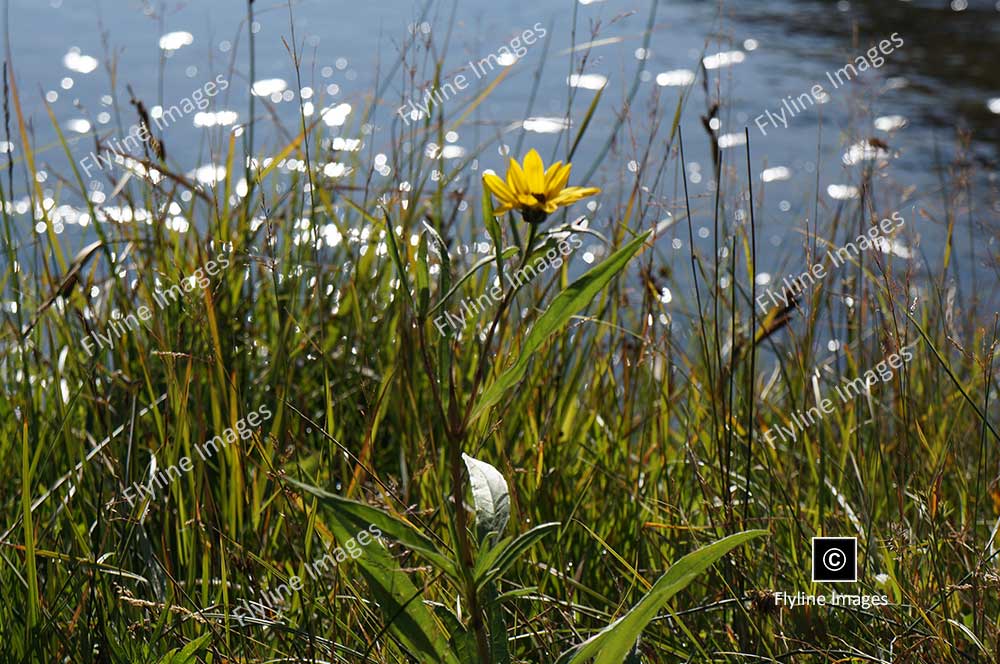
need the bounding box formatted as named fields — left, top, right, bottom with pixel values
left=447, top=425, right=492, bottom=662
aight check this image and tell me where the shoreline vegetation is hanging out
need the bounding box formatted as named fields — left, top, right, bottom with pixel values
left=120, top=404, right=271, bottom=507
left=80, top=75, right=230, bottom=177
left=81, top=250, right=230, bottom=355
left=396, top=22, right=547, bottom=124
left=1, top=2, right=999, bottom=663
left=754, top=211, right=904, bottom=313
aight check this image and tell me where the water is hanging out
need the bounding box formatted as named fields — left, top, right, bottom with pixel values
left=4, top=0, right=1000, bottom=303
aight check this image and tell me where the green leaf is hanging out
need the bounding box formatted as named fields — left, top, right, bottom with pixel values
left=158, top=632, right=212, bottom=664
left=462, top=453, right=510, bottom=540
left=474, top=522, right=560, bottom=590
left=485, top=583, right=511, bottom=664
left=287, top=477, right=457, bottom=579
left=470, top=230, right=652, bottom=421
left=308, top=485, right=461, bottom=664
left=433, top=604, right=478, bottom=663
left=473, top=533, right=513, bottom=581
left=416, top=232, right=430, bottom=317
left=558, top=530, right=768, bottom=664
left=356, top=531, right=460, bottom=664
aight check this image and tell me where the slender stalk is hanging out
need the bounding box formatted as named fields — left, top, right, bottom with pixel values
left=678, top=126, right=719, bottom=488
left=742, top=127, right=757, bottom=529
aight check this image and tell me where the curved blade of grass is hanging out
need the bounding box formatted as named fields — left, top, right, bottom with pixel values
left=567, top=83, right=605, bottom=163
left=470, top=230, right=651, bottom=421
left=904, top=311, right=1000, bottom=442
left=381, top=208, right=416, bottom=313
left=428, top=247, right=518, bottom=316
left=557, top=530, right=767, bottom=664
left=421, top=219, right=452, bottom=294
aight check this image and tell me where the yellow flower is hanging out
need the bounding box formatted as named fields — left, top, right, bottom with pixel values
left=483, top=149, right=600, bottom=224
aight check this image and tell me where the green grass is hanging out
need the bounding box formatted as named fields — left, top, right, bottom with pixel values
left=1, top=3, right=999, bottom=662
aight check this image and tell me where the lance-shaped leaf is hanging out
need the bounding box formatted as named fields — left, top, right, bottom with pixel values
left=470, top=230, right=652, bottom=421
left=287, top=477, right=456, bottom=579
left=558, top=530, right=768, bottom=664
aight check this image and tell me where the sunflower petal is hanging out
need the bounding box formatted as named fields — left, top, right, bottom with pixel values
left=546, top=163, right=572, bottom=197
left=507, top=157, right=529, bottom=196
left=542, top=161, right=563, bottom=189
left=523, top=149, right=546, bottom=193
left=483, top=173, right=516, bottom=206
left=548, top=186, right=601, bottom=207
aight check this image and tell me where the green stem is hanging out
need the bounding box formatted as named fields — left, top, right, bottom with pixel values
left=448, top=426, right=492, bottom=662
